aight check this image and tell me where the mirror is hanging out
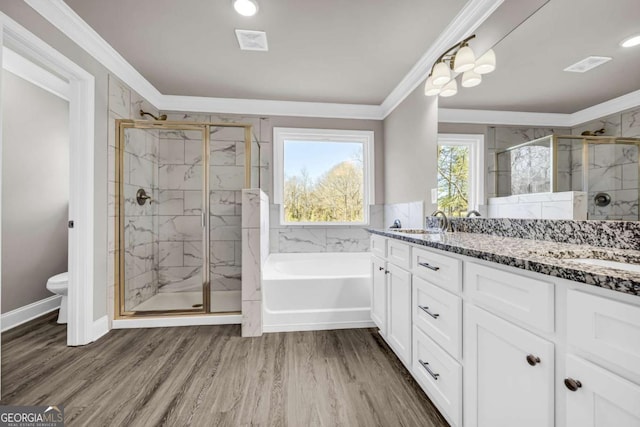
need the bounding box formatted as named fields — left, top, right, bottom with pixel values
left=438, top=0, right=640, bottom=221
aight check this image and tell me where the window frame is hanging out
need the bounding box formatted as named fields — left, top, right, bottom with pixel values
left=437, top=133, right=485, bottom=213
left=273, top=127, right=375, bottom=226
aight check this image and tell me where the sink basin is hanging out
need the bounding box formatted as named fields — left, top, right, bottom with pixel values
left=565, top=258, right=640, bottom=274
left=526, top=249, right=640, bottom=274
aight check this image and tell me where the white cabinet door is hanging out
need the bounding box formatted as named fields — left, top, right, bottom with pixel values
left=371, top=256, right=387, bottom=336
left=566, top=354, right=640, bottom=427
left=464, top=305, right=554, bottom=427
left=387, top=263, right=412, bottom=366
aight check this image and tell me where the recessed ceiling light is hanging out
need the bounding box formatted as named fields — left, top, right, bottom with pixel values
left=563, top=56, right=612, bottom=73
left=621, top=35, right=640, bottom=48
left=233, top=0, right=258, bottom=17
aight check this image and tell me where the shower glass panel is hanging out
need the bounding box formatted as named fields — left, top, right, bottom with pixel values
left=496, top=136, right=554, bottom=196
left=118, top=123, right=207, bottom=314
left=116, top=119, right=257, bottom=318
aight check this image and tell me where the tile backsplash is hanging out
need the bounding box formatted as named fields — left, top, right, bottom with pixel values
left=384, top=200, right=425, bottom=229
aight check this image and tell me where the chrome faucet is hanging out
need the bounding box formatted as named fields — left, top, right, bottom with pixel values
left=466, top=210, right=482, bottom=218
left=431, top=210, right=450, bottom=233
left=390, top=219, right=402, bottom=229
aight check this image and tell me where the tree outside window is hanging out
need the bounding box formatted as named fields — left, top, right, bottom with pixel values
left=437, top=144, right=470, bottom=217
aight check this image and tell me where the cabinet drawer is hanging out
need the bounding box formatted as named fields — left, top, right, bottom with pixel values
left=567, top=290, right=640, bottom=377
left=371, top=235, right=387, bottom=259
left=465, top=262, right=555, bottom=333
left=413, top=326, right=462, bottom=427
left=387, top=240, right=410, bottom=269
left=412, top=246, right=462, bottom=293
left=413, top=276, right=462, bottom=360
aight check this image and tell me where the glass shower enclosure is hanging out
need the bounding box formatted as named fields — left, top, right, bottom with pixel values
left=114, top=119, right=260, bottom=318
left=495, top=135, right=640, bottom=220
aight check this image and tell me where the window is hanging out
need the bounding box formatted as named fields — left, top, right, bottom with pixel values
left=437, top=134, right=484, bottom=217
left=273, top=128, right=374, bottom=225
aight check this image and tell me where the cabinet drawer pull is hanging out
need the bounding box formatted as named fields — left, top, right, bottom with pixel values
left=418, top=262, right=440, bottom=271
left=526, top=354, right=541, bottom=366
left=418, top=305, right=440, bottom=319
left=419, top=359, right=440, bottom=380
left=564, top=378, right=582, bottom=392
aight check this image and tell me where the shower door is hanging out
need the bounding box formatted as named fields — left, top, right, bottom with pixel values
left=116, top=122, right=209, bottom=315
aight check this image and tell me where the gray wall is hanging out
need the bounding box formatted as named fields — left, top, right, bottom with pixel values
left=383, top=84, right=438, bottom=211
left=1, top=70, right=69, bottom=313
left=0, top=0, right=160, bottom=320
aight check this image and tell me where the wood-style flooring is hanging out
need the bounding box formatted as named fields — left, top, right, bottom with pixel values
left=1, top=313, right=448, bottom=427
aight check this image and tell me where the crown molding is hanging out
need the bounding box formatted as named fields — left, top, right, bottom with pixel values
left=159, top=95, right=384, bottom=120
left=439, top=88, right=640, bottom=128
left=379, top=0, right=504, bottom=119
left=23, top=0, right=640, bottom=124
left=569, top=88, right=640, bottom=127
left=438, top=108, right=571, bottom=127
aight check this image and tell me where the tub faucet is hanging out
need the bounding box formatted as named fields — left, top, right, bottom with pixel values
left=431, top=210, right=450, bottom=232
left=466, top=210, right=482, bottom=218
left=390, top=219, right=402, bottom=229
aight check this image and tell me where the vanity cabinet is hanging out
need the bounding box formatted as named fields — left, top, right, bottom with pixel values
left=565, top=354, right=640, bottom=427
left=464, top=304, right=554, bottom=427
left=369, top=233, right=640, bottom=427
left=386, top=263, right=412, bottom=366
left=371, top=256, right=387, bottom=336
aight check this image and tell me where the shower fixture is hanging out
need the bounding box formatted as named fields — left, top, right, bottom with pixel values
left=136, top=188, right=152, bottom=206
left=139, top=109, right=167, bottom=121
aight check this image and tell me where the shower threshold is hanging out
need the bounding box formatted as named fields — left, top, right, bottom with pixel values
left=130, top=290, right=241, bottom=313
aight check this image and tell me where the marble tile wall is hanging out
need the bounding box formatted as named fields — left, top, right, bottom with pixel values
left=241, top=189, right=269, bottom=337
left=384, top=201, right=425, bottom=229
left=107, top=75, right=161, bottom=319
left=570, top=107, right=640, bottom=220
left=487, top=191, right=587, bottom=220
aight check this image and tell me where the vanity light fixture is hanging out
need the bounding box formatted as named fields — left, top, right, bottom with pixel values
left=233, top=0, right=258, bottom=17
left=621, top=34, right=640, bottom=48
left=424, top=34, right=496, bottom=98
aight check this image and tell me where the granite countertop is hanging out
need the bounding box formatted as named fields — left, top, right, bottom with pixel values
left=368, top=229, right=640, bottom=297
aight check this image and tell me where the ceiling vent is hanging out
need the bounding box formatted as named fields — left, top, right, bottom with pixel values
left=235, top=29, right=268, bottom=51
left=563, top=56, right=612, bottom=73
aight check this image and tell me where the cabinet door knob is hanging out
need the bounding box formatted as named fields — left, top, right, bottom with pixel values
left=384, top=270, right=390, bottom=274
left=526, top=354, right=541, bottom=366
left=564, top=378, right=582, bottom=392
left=378, top=266, right=385, bottom=271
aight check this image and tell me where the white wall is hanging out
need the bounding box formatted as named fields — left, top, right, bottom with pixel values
left=383, top=83, right=438, bottom=211
left=1, top=70, right=69, bottom=313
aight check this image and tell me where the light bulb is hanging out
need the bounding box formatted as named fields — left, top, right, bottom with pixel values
left=621, top=35, right=640, bottom=48
left=431, top=62, right=451, bottom=86
left=461, top=70, right=482, bottom=88
left=439, top=79, right=458, bottom=97
left=233, top=0, right=258, bottom=16
left=453, top=45, right=476, bottom=73
left=474, top=49, right=496, bottom=74
left=424, top=76, right=442, bottom=96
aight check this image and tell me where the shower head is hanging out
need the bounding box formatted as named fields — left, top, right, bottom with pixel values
left=140, top=109, right=167, bottom=121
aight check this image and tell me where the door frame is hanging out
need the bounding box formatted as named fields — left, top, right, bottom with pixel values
left=0, top=12, right=95, bottom=346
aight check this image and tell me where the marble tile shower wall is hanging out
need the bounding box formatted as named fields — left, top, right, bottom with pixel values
left=570, top=107, right=640, bottom=220
left=108, top=75, right=161, bottom=319
left=160, top=111, right=384, bottom=254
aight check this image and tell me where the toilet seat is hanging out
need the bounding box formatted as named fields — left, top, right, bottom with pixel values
left=46, top=272, right=69, bottom=324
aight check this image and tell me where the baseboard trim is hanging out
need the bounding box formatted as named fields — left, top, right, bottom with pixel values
left=112, top=314, right=242, bottom=329
left=92, top=315, right=109, bottom=341
left=262, top=320, right=376, bottom=333
left=1, top=295, right=62, bottom=332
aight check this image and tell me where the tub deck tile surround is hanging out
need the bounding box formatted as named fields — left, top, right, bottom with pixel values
left=1, top=314, right=447, bottom=427
left=241, top=189, right=269, bottom=337
left=370, top=219, right=640, bottom=296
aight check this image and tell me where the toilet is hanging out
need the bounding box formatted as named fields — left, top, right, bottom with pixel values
left=46, top=272, right=68, bottom=324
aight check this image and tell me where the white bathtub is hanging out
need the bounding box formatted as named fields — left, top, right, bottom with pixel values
left=262, top=252, right=374, bottom=332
